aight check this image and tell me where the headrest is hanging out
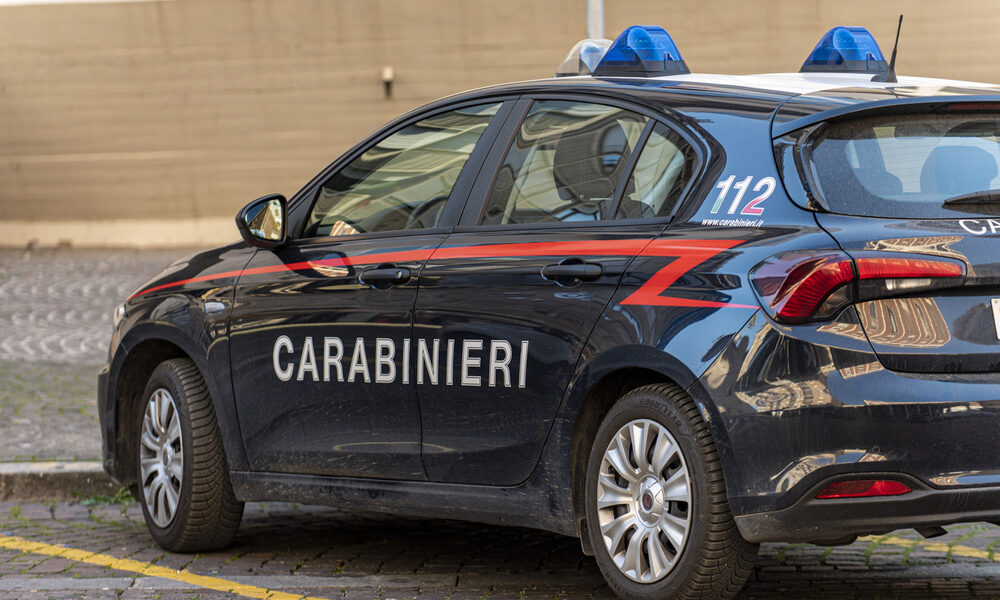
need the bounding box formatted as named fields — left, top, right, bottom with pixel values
left=920, top=145, right=999, bottom=195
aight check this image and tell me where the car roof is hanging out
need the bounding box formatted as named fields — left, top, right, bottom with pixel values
left=447, top=72, right=1000, bottom=138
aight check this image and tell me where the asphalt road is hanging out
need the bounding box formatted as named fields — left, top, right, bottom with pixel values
left=1, top=248, right=999, bottom=598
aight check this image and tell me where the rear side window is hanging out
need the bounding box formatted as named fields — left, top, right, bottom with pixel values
left=480, top=100, right=647, bottom=225
left=788, top=112, right=1000, bottom=218
left=616, top=122, right=698, bottom=219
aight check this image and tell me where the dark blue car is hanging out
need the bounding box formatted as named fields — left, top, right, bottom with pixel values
left=99, top=24, right=1000, bottom=599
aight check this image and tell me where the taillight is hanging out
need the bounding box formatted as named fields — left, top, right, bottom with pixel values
left=751, top=251, right=965, bottom=323
left=855, top=256, right=964, bottom=280
left=816, top=479, right=912, bottom=499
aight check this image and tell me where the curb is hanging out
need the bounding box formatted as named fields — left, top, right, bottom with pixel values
left=0, top=461, right=119, bottom=502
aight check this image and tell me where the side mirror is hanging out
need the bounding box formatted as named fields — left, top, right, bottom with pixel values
left=236, top=194, right=287, bottom=249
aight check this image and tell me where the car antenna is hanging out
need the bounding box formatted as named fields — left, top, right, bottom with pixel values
left=872, top=15, right=903, bottom=83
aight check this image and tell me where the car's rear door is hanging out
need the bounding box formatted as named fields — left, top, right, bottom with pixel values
left=786, top=107, right=1000, bottom=373
left=412, top=97, right=704, bottom=485
left=229, top=100, right=511, bottom=480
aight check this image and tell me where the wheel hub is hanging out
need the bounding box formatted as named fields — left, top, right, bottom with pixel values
left=636, top=477, right=665, bottom=525
left=160, top=444, right=173, bottom=468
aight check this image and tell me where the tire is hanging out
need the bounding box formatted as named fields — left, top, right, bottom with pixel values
left=584, top=383, right=757, bottom=600
left=135, top=358, right=244, bottom=552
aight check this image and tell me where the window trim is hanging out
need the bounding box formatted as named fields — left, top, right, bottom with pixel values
left=618, top=120, right=706, bottom=223
left=453, top=98, right=534, bottom=228
left=457, top=92, right=707, bottom=231
left=289, top=96, right=519, bottom=244
left=606, top=119, right=655, bottom=218
left=282, top=225, right=457, bottom=251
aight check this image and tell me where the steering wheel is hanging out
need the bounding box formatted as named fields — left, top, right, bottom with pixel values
left=405, top=196, right=449, bottom=229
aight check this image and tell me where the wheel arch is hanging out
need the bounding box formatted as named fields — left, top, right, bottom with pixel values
left=569, top=365, right=673, bottom=545
left=110, top=322, right=248, bottom=484
left=562, top=343, right=743, bottom=543
left=112, top=337, right=186, bottom=484
left=561, top=346, right=697, bottom=540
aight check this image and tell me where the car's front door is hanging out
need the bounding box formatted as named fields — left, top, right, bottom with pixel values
left=412, top=99, right=703, bottom=485
left=229, top=100, right=508, bottom=480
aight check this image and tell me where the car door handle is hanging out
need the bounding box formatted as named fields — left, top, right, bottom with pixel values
left=359, top=266, right=411, bottom=286
left=541, top=262, right=603, bottom=282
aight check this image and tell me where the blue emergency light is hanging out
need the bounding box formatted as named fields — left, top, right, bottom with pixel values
left=592, top=25, right=690, bottom=77
left=800, top=26, right=889, bottom=74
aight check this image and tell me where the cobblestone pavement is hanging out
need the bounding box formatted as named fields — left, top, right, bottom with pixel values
left=0, top=248, right=197, bottom=366
left=0, top=361, right=102, bottom=462
left=0, top=502, right=997, bottom=599
left=0, top=248, right=202, bottom=462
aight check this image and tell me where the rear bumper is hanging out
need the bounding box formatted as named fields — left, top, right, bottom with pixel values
left=736, top=473, right=1000, bottom=544
left=695, top=311, right=1000, bottom=541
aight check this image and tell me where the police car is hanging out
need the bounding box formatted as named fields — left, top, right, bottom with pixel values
left=99, top=24, right=1000, bottom=599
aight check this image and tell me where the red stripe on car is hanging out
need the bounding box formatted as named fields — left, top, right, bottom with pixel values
left=128, top=238, right=756, bottom=309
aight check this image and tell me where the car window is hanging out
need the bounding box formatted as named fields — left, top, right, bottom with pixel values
left=304, top=102, right=502, bottom=238
left=615, top=122, right=698, bottom=219
left=480, top=100, right=646, bottom=225
left=794, top=111, right=1000, bottom=218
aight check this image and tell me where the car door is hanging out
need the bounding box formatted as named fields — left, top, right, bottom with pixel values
left=229, top=100, right=510, bottom=480
left=412, top=98, right=703, bottom=485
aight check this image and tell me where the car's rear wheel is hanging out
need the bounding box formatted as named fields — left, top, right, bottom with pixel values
left=136, top=358, right=244, bottom=552
left=585, top=383, right=757, bottom=599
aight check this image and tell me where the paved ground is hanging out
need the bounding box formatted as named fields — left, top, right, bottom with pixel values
left=0, top=501, right=998, bottom=600
left=0, top=361, right=103, bottom=463
left=0, top=248, right=196, bottom=462
left=1, top=247, right=999, bottom=598
left=0, top=248, right=187, bottom=367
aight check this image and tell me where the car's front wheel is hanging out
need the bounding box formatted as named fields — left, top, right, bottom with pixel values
left=136, top=358, right=244, bottom=552
left=585, top=383, right=757, bottom=599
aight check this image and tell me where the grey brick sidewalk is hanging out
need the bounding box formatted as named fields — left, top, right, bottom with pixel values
left=0, top=248, right=201, bottom=462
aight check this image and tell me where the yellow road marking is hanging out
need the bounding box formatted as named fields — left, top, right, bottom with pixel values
left=1, top=531, right=995, bottom=598
left=0, top=535, right=332, bottom=600
left=861, top=535, right=996, bottom=561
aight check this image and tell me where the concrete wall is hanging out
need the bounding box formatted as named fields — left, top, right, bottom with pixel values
left=2, top=0, right=999, bottom=247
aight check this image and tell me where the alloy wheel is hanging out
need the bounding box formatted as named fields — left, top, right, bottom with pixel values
left=139, top=387, right=184, bottom=528
left=595, top=418, right=692, bottom=583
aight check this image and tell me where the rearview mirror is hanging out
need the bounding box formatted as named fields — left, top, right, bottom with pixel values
left=236, top=194, right=287, bottom=249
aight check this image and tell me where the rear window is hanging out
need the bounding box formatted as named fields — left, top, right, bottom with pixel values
left=785, top=112, right=1000, bottom=218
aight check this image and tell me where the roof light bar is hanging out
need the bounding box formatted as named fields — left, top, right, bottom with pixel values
left=592, top=25, right=689, bottom=78
left=801, top=26, right=889, bottom=74
left=554, top=38, right=612, bottom=77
